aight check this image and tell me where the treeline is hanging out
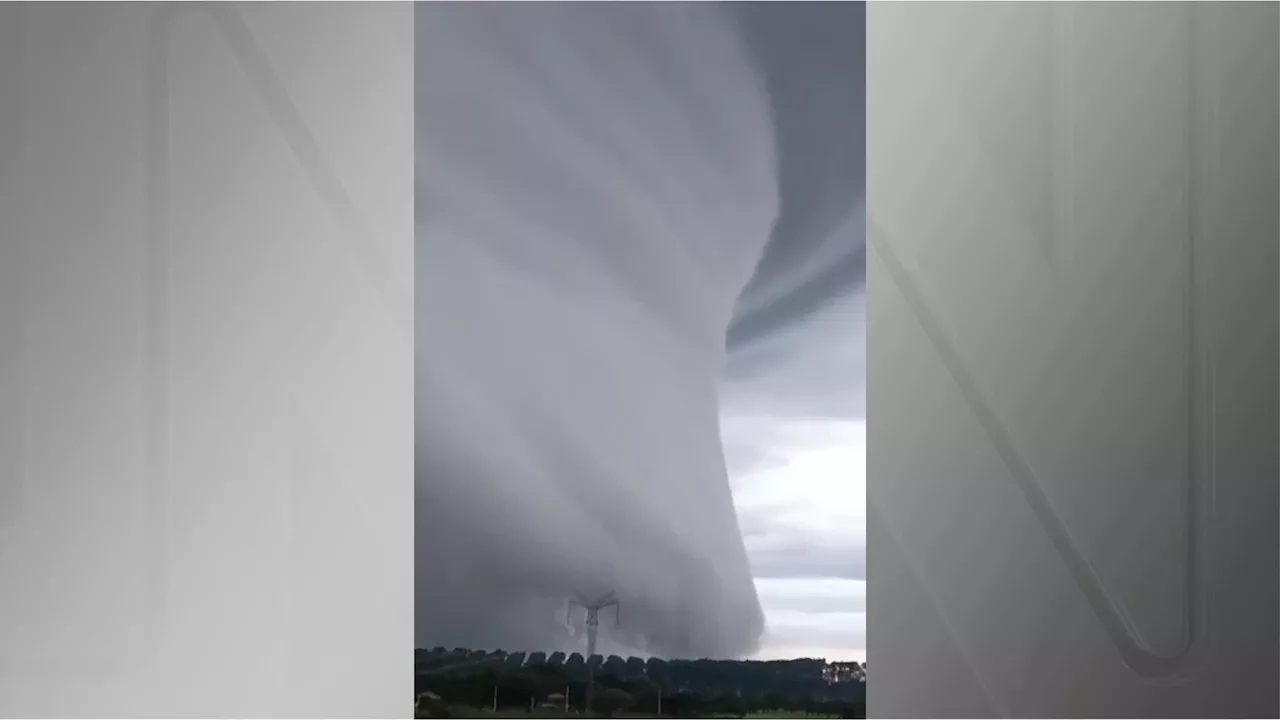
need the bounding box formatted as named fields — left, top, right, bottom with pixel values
left=415, top=647, right=865, bottom=718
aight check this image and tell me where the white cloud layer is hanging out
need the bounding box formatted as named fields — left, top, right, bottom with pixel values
left=722, top=295, right=867, bottom=660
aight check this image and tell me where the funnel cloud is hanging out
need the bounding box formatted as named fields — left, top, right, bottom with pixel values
left=416, top=2, right=865, bottom=660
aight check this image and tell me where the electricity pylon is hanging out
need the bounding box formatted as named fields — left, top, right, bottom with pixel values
left=567, top=590, right=620, bottom=716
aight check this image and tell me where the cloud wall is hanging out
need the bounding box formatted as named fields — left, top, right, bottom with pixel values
left=416, top=2, right=865, bottom=661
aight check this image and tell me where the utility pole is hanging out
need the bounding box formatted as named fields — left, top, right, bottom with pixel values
left=657, top=685, right=663, bottom=717
left=491, top=686, right=497, bottom=712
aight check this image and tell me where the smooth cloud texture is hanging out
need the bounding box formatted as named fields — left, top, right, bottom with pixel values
left=416, top=2, right=865, bottom=661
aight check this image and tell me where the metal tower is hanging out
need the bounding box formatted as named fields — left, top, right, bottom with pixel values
left=567, top=590, right=620, bottom=716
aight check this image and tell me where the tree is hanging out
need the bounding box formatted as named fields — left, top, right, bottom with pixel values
left=603, top=655, right=627, bottom=678
left=594, top=687, right=636, bottom=718
left=625, top=656, right=646, bottom=679
left=414, top=645, right=866, bottom=718
left=645, top=657, right=671, bottom=688
left=627, top=677, right=660, bottom=713
left=762, top=691, right=788, bottom=713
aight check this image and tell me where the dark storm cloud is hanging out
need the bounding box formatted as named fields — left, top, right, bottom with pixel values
left=416, top=2, right=865, bottom=661
left=722, top=282, right=867, bottom=420
left=726, top=1, right=866, bottom=357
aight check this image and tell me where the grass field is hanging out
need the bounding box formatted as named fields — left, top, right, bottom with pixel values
left=414, top=707, right=839, bottom=712
left=416, top=710, right=838, bottom=719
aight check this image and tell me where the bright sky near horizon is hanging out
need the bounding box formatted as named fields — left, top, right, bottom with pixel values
left=722, top=282, right=867, bottom=663
left=734, top=428, right=866, bottom=662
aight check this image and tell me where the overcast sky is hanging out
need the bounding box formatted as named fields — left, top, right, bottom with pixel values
left=722, top=291, right=866, bottom=662
left=416, top=2, right=865, bottom=662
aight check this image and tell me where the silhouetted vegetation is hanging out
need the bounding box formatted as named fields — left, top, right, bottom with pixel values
left=415, top=647, right=865, bottom=719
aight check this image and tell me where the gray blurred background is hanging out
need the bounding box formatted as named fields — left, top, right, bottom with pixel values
left=869, top=2, right=1279, bottom=717
left=0, top=3, right=413, bottom=717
